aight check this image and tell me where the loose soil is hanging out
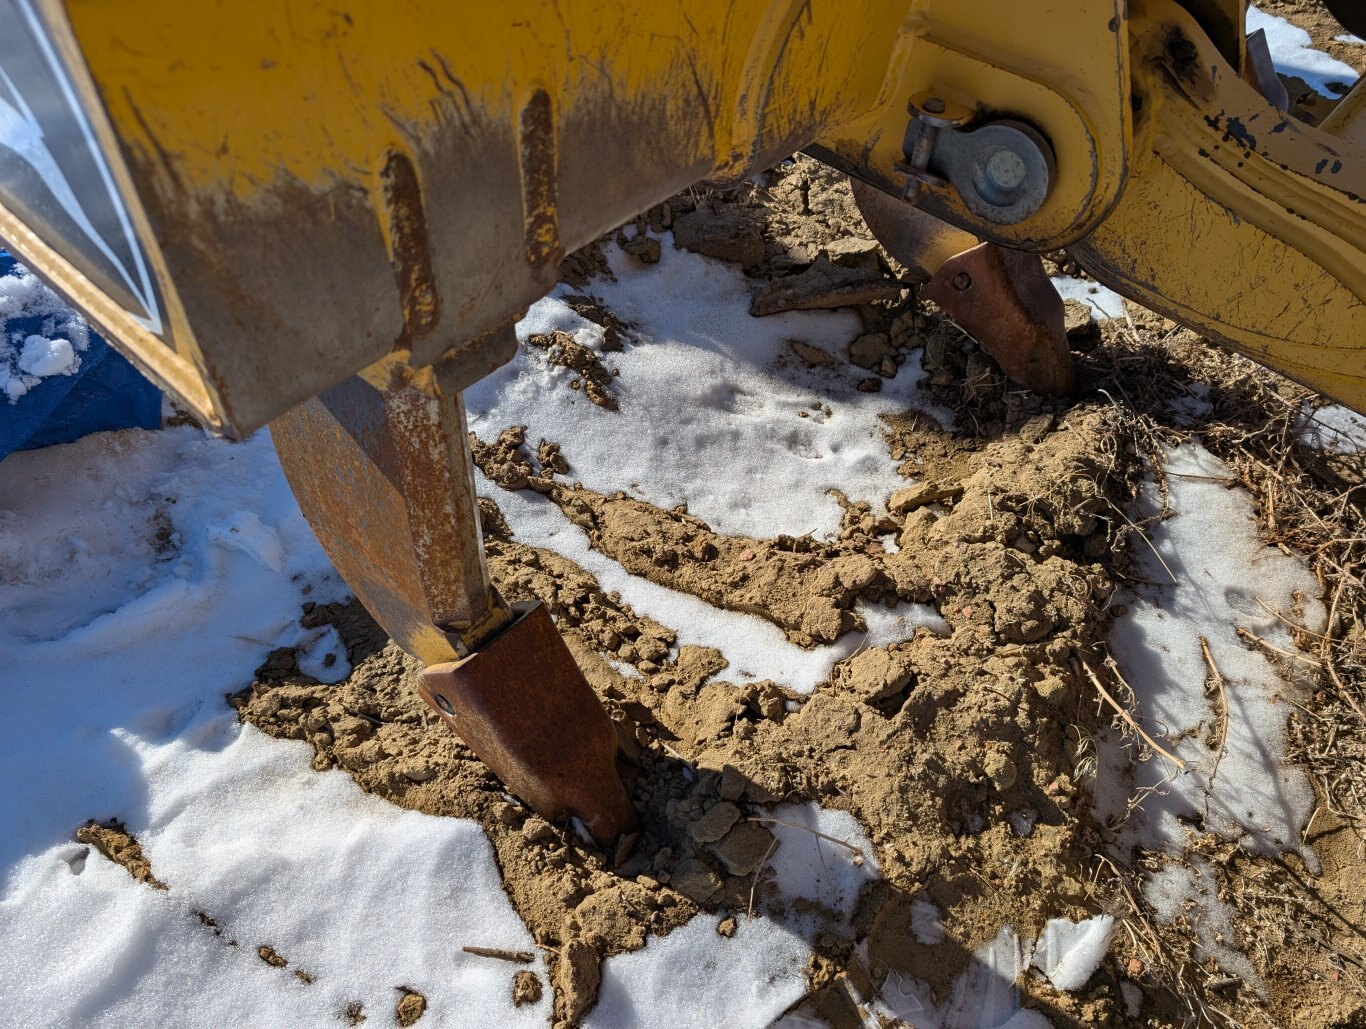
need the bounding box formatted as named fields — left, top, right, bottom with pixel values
left=228, top=28, right=1364, bottom=1026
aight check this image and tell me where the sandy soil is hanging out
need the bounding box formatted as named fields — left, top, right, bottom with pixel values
left=218, top=146, right=1366, bottom=1028
left=63, top=6, right=1355, bottom=1024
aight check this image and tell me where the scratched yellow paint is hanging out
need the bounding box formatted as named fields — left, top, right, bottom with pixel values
left=43, top=0, right=1363, bottom=417
left=66, top=2, right=893, bottom=197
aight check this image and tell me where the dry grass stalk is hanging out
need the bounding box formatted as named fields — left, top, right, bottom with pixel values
left=1078, top=658, right=1188, bottom=772
left=1200, top=635, right=1229, bottom=784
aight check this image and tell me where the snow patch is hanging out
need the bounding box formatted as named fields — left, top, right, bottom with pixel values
left=585, top=914, right=810, bottom=1029
left=468, top=237, right=949, bottom=541
left=764, top=804, right=879, bottom=927
left=1097, top=443, right=1323, bottom=975
left=875, top=926, right=1053, bottom=1029
left=1145, top=859, right=1261, bottom=990
left=1248, top=4, right=1359, bottom=95
left=487, top=479, right=942, bottom=694
left=1299, top=402, right=1366, bottom=454
left=1031, top=916, right=1115, bottom=991
left=17, top=334, right=75, bottom=377
left=1050, top=275, right=1127, bottom=320
left=0, top=261, right=91, bottom=402
left=0, top=427, right=552, bottom=1025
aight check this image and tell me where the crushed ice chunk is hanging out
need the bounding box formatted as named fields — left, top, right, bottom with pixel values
left=17, top=334, right=76, bottom=377
left=911, top=898, right=945, bottom=944
left=1030, top=915, right=1114, bottom=991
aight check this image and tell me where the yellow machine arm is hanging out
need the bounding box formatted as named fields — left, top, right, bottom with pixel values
left=0, top=0, right=1359, bottom=836
left=3, top=0, right=1360, bottom=432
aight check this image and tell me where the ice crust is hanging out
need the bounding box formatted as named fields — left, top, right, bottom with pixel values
left=1031, top=916, right=1115, bottom=992
left=1096, top=444, right=1324, bottom=862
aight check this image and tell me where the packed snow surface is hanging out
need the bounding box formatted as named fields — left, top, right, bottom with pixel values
left=0, top=428, right=553, bottom=1025
left=586, top=915, right=810, bottom=1029
left=467, top=238, right=950, bottom=541
left=469, top=238, right=951, bottom=693
left=763, top=804, right=880, bottom=927
left=1093, top=443, right=1326, bottom=980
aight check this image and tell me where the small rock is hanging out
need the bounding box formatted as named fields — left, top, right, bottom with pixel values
left=1034, top=676, right=1069, bottom=705
left=671, top=858, right=722, bottom=903
left=718, top=765, right=746, bottom=802
left=848, top=332, right=895, bottom=371
left=709, top=822, right=777, bottom=876
left=688, top=802, right=742, bottom=844
left=1063, top=299, right=1101, bottom=350
left=395, top=988, right=427, bottom=1027
left=522, top=816, right=556, bottom=843
left=621, top=234, right=661, bottom=264
left=789, top=340, right=836, bottom=368
left=984, top=751, right=1018, bottom=792
left=399, top=760, right=436, bottom=783
left=856, top=377, right=882, bottom=393
left=888, top=481, right=963, bottom=514
left=717, top=917, right=738, bottom=938
left=751, top=258, right=902, bottom=317
left=838, top=646, right=916, bottom=704
left=513, top=970, right=543, bottom=1008
left=823, top=236, right=881, bottom=269
left=1018, top=413, right=1054, bottom=444
left=553, top=940, right=601, bottom=1024
left=672, top=208, right=765, bottom=267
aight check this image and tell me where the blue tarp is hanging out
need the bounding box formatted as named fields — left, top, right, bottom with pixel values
left=0, top=249, right=162, bottom=460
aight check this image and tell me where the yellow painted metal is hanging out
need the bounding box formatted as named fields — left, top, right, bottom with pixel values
left=19, top=0, right=1129, bottom=435
left=813, top=0, right=1131, bottom=250
left=53, top=0, right=918, bottom=433
left=1071, top=0, right=1366, bottom=411
left=1319, top=76, right=1366, bottom=147
left=0, top=0, right=1356, bottom=428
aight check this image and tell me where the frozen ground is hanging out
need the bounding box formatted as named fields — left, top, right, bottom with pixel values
left=1, top=225, right=1336, bottom=1024
left=2, top=14, right=1354, bottom=1018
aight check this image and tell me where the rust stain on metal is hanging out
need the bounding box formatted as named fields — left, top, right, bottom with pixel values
left=418, top=602, right=639, bottom=844
left=923, top=242, right=1076, bottom=395
left=269, top=360, right=497, bottom=665
left=850, top=177, right=978, bottom=282
left=518, top=90, right=563, bottom=268
left=380, top=151, right=442, bottom=344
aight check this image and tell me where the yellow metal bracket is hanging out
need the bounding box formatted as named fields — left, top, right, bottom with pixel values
left=1071, top=0, right=1366, bottom=410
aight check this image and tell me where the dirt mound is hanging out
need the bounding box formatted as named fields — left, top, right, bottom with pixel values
left=233, top=150, right=1364, bottom=1027
left=236, top=394, right=1142, bottom=1026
